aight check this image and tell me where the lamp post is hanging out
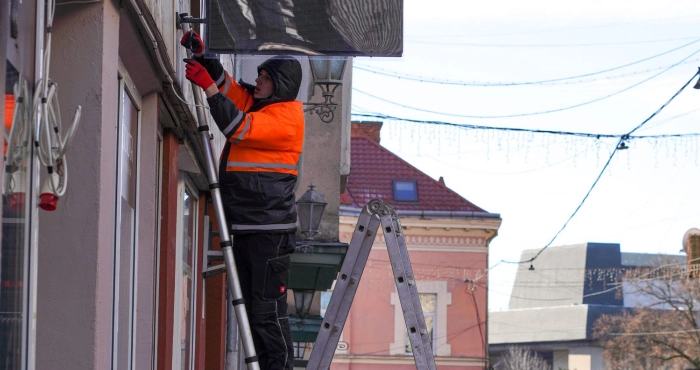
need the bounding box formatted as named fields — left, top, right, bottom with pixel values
left=304, top=56, right=347, bottom=123
left=291, top=184, right=348, bottom=367
left=296, top=184, right=327, bottom=240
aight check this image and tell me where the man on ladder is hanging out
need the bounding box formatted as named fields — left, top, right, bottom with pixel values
left=181, top=31, right=304, bottom=370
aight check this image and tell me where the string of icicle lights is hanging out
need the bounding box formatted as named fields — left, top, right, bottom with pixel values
left=360, top=258, right=698, bottom=293
left=352, top=113, right=700, bottom=167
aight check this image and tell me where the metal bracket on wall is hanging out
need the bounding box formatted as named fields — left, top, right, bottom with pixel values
left=176, top=12, right=206, bottom=30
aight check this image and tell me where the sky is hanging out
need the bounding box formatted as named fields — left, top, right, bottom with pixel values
left=349, top=0, right=700, bottom=311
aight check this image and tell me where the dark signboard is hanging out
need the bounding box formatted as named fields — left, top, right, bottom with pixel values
left=206, top=0, right=403, bottom=56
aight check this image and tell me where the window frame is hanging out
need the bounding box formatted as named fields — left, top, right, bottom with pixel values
left=172, top=173, right=199, bottom=370
left=112, top=60, right=143, bottom=370
left=390, top=280, right=452, bottom=356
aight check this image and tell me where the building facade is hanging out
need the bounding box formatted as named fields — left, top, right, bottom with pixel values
left=1, top=1, right=350, bottom=369
left=488, top=242, right=686, bottom=370
left=326, top=122, right=501, bottom=369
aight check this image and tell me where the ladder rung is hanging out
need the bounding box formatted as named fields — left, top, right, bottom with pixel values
left=202, top=264, right=226, bottom=278
left=207, top=250, right=224, bottom=261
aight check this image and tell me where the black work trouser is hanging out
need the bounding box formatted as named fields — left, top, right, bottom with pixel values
left=233, top=232, right=296, bottom=370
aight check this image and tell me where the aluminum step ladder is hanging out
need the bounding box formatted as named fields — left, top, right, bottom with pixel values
left=306, top=199, right=437, bottom=370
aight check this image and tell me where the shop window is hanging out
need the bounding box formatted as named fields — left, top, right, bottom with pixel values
left=1, top=59, right=29, bottom=370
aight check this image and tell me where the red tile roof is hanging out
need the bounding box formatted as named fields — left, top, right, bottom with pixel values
left=341, top=136, right=487, bottom=212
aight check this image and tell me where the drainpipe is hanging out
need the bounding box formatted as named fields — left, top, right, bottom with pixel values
left=26, top=0, right=47, bottom=368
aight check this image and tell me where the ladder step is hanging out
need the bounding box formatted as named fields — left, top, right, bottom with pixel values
left=207, top=250, right=224, bottom=261
left=202, top=264, right=226, bottom=278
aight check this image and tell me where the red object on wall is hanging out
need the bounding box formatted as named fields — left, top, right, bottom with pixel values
left=5, top=94, right=15, bottom=156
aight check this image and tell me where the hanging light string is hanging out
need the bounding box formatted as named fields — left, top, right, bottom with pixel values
left=351, top=113, right=700, bottom=140
left=354, top=38, right=700, bottom=87
left=361, top=256, right=700, bottom=296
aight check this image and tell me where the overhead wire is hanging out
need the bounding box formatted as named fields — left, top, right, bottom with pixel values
left=407, top=14, right=700, bottom=39
left=350, top=113, right=700, bottom=140
left=635, top=108, right=700, bottom=132
left=354, top=38, right=700, bottom=87
left=488, top=68, right=700, bottom=266
left=351, top=17, right=700, bottom=309
left=406, top=36, right=700, bottom=47
left=354, top=47, right=700, bottom=120
left=356, top=58, right=700, bottom=87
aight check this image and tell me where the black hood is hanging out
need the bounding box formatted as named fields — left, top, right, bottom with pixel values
left=257, top=56, right=302, bottom=102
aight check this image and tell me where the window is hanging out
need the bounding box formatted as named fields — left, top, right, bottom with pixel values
left=405, top=294, right=436, bottom=354
left=390, top=280, right=451, bottom=356
left=393, top=180, right=418, bottom=202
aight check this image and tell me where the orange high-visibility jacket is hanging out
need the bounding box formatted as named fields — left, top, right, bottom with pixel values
left=205, top=56, right=304, bottom=233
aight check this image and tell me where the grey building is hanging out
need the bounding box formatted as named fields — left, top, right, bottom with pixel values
left=488, top=242, right=684, bottom=370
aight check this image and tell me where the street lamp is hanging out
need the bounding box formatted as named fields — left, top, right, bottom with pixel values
left=296, top=184, right=327, bottom=240
left=293, top=290, right=315, bottom=321
left=292, top=289, right=316, bottom=363
left=304, top=56, right=347, bottom=123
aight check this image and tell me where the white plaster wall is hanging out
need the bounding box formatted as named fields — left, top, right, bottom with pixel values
left=489, top=306, right=588, bottom=344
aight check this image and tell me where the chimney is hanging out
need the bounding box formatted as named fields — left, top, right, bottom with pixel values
left=683, top=228, right=700, bottom=278
left=351, top=121, right=382, bottom=143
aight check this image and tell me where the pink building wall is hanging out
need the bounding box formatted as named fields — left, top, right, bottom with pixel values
left=332, top=229, right=490, bottom=370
